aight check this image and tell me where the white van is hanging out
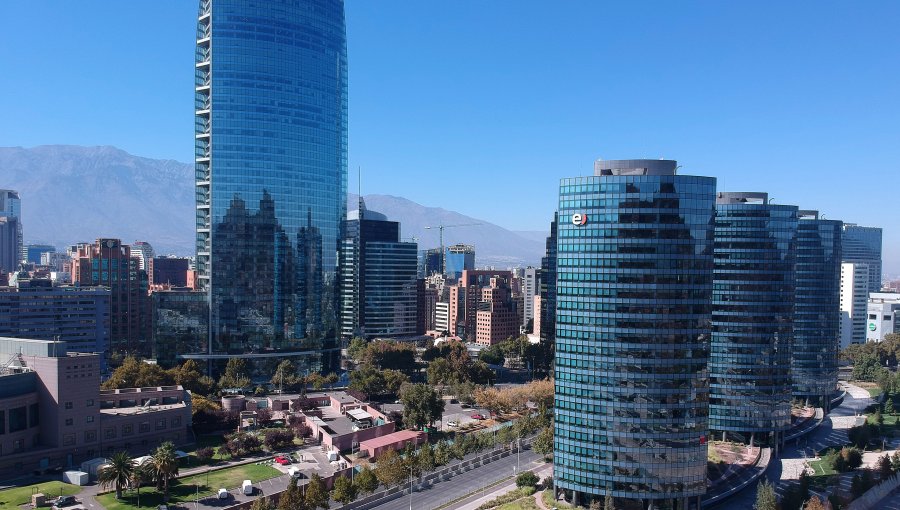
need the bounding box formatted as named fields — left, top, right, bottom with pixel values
left=287, top=467, right=299, bottom=478
left=217, top=489, right=229, bottom=500
left=242, top=480, right=254, bottom=496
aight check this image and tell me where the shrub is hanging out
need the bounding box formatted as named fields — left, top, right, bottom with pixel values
left=194, top=447, right=214, bottom=463
left=515, top=471, right=539, bottom=488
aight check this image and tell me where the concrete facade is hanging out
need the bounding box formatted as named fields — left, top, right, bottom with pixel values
left=866, top=293, right=900, bottom=343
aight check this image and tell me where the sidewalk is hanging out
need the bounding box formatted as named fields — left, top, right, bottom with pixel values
left=445, top=462, right=552, bottom=510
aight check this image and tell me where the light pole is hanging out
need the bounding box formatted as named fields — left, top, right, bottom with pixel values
left=408, top=462, right=414, bottom=510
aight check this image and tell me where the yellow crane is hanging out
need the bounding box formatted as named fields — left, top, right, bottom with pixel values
left=424, top=223, right=482, bottom=275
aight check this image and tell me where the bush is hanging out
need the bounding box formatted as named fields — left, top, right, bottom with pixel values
left=194, top=447, right=214, bottom=463
left=515, top=471, right=539, bottom=488
left=262, top=428, right=295, bottom=451
left=475, top=487, right=535, bottom=510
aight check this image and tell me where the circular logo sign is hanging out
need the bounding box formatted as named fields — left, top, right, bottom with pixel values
left=571, top=213, right=588, bottom=226
left=869, top=323, right=877, bottom=331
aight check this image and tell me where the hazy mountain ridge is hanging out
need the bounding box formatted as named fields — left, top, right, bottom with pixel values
left=1, top=145, right=546, bottom=266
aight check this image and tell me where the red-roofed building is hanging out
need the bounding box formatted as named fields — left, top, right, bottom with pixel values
left=359, top=429, right=426, bottom=459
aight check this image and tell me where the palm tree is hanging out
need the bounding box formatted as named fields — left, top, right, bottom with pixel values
left=97, top=451, right=135, bottom=499
left=149, top=442, right=180, bottom=502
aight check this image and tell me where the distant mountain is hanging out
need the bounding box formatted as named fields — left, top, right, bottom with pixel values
left=0, top=145, right=194, bottom=255
left=350, top=194, right=546, bottom=267
left=0, top=145, right=546, bottom=266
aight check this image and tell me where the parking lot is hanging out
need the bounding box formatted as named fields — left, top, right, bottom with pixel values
left=440, top=401, right=491, bottom=431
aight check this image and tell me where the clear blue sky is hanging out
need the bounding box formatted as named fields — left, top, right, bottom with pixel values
left=2, top=2, right=899, bottom=272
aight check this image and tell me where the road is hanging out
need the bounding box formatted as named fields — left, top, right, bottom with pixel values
left=708, top=384, right=875, bottom=509
left=364, top=449, right=544, bottom=510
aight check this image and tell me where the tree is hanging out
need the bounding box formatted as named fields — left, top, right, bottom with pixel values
left=468, top=360, right=496, bottom=385
left=533, top=426, right=554, bottom=456
left=515, top=471, right=539, bottom=488
left=263, top=429, right=295, bottom=451
left=803, top=496, right=827, bottom=510
left=426, top=358, right=454, bottom=387
left=400, top=383, right=445, bottom=430
left=250, top=497, right=275, bottom=510
left=892, top=450, right=900, bottom=472
left=102, top=356, right=175, bottom=390
left=375, top=449, right=407, bottom=487
left=434, top=441, right=451, bottom=466
left=843, top=447, right=863, bottom=470
left=753, top=479, right=777, bottom=510
left=355, top=466, right=378, bottom=495
left=851, top=473, right=864, bottom=498
left=604, top=491, right=615, bottom=510
left=331, top=475, right=357, bottom=505
left=169, top=359, right=210, bottom=395
left=97, top=451, right=135, bottom=499
left=479, top=345, right=505, bottom=366
left=879, top=453, right=894, bottom=479
left=848, top=425, right=872, bottom=449
left=347, top=337, right=368, bottom=363
left=271, top=360, right=304, bottom=392
left=149, top=442, right=179, bottom=502
left=886, top=398, right=896, bottom=415
left=278, top=480, right=304, bottom=510
left=417, top=443, right=435, bottom=473
left=220, top=357, right=251, bottom=389
left=304, top=473, right=330, bottom=510
left=195, top=447, right=214, bottom=464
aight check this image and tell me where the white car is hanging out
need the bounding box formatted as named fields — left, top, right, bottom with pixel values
left=447, top=421, right=458, bottom=427
left=217, top=488, right=229, bottom=500
left=242, top=480, right=254, bottom=495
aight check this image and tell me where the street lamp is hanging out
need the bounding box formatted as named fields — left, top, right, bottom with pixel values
left=409, top=462, right=414, bottom=510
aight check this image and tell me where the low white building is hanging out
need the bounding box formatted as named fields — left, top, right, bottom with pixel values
left=866, top=292, right=900, bottom=343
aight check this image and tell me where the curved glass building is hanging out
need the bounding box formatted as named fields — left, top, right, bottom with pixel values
left=792, top=211, right=842, bottom=408
left=554, top=160, right=716, bottom=509
left=193, top=0, right=347, bottom=375
left=709, top=193, right=797, bottom=446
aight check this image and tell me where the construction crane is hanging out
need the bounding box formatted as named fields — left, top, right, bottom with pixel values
left=424, top=223, right=482, bottom=275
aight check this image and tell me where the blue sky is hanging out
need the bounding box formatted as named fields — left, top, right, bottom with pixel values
left=1, top=2, right=899, bottom=272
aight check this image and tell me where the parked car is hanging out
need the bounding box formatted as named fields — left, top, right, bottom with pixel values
left=51, top=496, right=78, bottom=508
left=217, top=488, right=229, bottom=500
left=157, top=505, right=169, bottom=510
left=242, top=480, right=254, bottom=495
left=447, top=421, right=458, bottom=427
left=470, top=413, right=484, bottom=420
left=274, top=455, right=291, bottom=465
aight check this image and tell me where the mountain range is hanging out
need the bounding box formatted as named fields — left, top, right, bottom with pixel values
left=1, top=145, right=547, bottom=267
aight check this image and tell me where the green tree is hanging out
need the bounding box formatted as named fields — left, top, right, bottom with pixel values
left=355, top=466, right=378, bottom=495
left=331, top=475, right=357, bottom=505
left=400, top=383, right=445, bottom=430
left=220, top=357, right=251, bottom=389
left=851, top=473, right=864, bottom=498
left=169, top=359, right=210, bottom=395
left=278, top=480, right=303, bottom=510
left=426, top=358, right=454, bottom=386
left=417, top=443, right=435, bottom=473
left=803, top=496, right=827, bottom=510
left=250, top=497, right=275, bottom=510
left=533, top=426, right=554, bottom=456
left=886, top=398, right=895, bottom=415
left=149, top=442, right=179, bottom=502
left=515, top=471, right=539, bottom=488
left=479, top=345, right=505, bottom=366
left=434, top=441, right=450, bottom=466
left=375, top=449, right=407, bottom=487
left=402, top=443, right=421, bottom=477
left=304, top=473, right=330, bottom=510
left=753, top=479, right=777, bottom=510
left=879, top=453, right=894, bottom=479
left=97, top=451, right=135, bottom=499
left=853, top=354, right=882, bottom=381
left=347, top=337, right=368, bottom=363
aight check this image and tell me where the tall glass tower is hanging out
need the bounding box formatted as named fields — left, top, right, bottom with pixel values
left=554, top=160, right=715, bottom=510
left=842, top=224, right=882, bottom=293
left=709, top=193, right=797, bottom=448
left=792, top=211, right=842, bottom=408
left=193, top=0, right=348, bottom=375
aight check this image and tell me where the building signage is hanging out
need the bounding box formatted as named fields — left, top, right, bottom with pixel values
left=571, top=213, right=588, bottom=226
left=869, top=323, right=877, bottom=331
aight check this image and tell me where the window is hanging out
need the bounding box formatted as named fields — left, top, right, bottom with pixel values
left=86, top=416, right=94, bottom=424
left=65, top=402, right=73, bottom=410
left=65, top=418, right=73, bottom=426
left=171, top=417, right=181, bottom=427
left=9, top=407, right=26, bottom=433
left=122, top=424, right=133, bottom=436
left=84, top=430, right=97, bottom=443
left=104, top=428, right=116, bottom=440
left=86, top=399, right=94, bottom=407
left=63, top=434, right=75, bottom=446
left=156, top=419, right=166, bottom=431
left=139, top=422, right=150, bottom=433
left=13, top=440, right=22, bottom=453
left=0, top=410, right=5, bottom=434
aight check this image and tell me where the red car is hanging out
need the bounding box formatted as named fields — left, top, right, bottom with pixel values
left=274, top=455, right=291, bottom=465
left=470, top=413, right=484, bottom=420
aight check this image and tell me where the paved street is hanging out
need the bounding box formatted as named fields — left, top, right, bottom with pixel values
left=445, top=462, right=553, bottom=510
left=364, top=449, right=544, bottom=510
left=708, top=384, right=875, bottom=509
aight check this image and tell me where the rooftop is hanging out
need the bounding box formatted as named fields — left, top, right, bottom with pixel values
left=359, top=430, right=425, bottom=450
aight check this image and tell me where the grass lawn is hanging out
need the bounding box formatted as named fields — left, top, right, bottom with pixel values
left=0, top=481, right=81, bottom=510
left=495, top=498, right=540, bottom=510
left=542, top=489, right=578, bottom=509
left=96, top=463, right=280, bottom=510
left=808, top=458, right=837, bottom=477
left=869, top=387, right=883, bottom=398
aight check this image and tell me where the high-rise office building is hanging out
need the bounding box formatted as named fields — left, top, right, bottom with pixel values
left=448, top=269, right=513, bottom=341
left=445, top=244, right=475, bottom=280
left=840, top=262, right=871, bottom=348
left=539, top=213, right=557, bottom=343
left=474, top=275, right=519, bottom=345
left=709, top=193, right=797, bottom=448
left=866, top=293, right=900, bottom=343
left=149, top=256, right=190, bottom=288
left=193, top=0, right=347, bottom=375
left=421, top=248, right=443, bottom=278
left=339, top=202, right=418, bottom=339
left=130, top=241, right=155, bottom=272
left=521, top=267, right=539, bottom=330
left=70, top=239, right=150, bottom=358
left=0, top=190, right=22, bottom=273
left=792, top=211, right=842, bottom=408
left=842, top=224, right=882, bottom=292
left=25, top=245, right=55, bottom=265
left=554, top=159, right=715, bottom=509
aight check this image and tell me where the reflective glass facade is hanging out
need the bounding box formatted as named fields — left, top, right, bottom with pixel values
left=194, top=0, right=347, bottom=374
left=554, top=160, right=715, bottom=507
left=841, top=225, right=882, bottom=293
left=709, top=194, right=797, bottom=441
left=792, top=212, right=842, bottom=405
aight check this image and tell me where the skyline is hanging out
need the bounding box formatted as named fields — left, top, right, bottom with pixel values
left=1, top=1, right=899, bottom=271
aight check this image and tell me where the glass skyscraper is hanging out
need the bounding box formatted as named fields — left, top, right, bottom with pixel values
left=709, top=193, right=797, bottom=447
left=792, top=211, right=842, bottom=408
left=193, top=0, right=347, bottom=375
left=842, top=224, right=882, bottom=293
left=554, top=160, right=715, bottom=509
